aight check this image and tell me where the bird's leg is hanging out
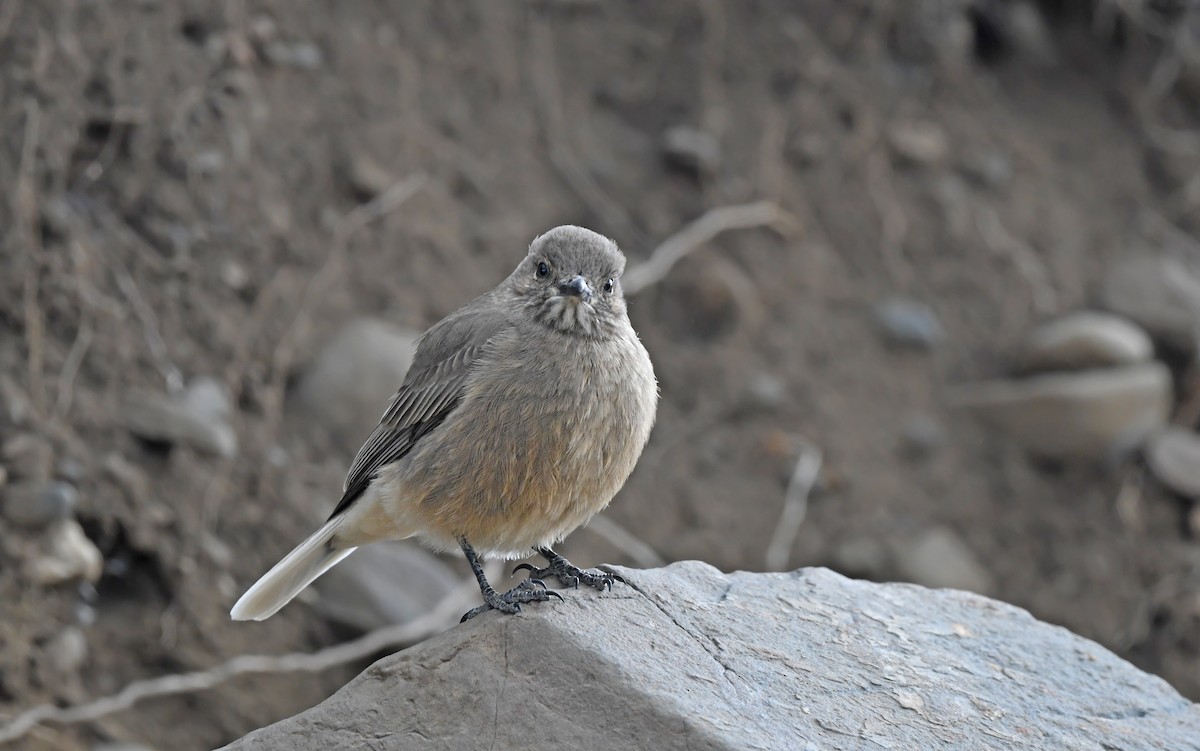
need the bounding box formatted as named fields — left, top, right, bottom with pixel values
left=458, top=538, right=562, bottom=622
left=513, top=546, right=621, bottom=591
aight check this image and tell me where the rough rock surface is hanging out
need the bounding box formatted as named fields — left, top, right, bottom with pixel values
left=224, top=562, right=1200, bottom=751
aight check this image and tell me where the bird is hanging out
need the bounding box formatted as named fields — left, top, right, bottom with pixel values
left=231, top=225, right=658, bottom=623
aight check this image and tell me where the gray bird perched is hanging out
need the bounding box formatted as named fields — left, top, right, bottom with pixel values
left=231, top=226, right=658, bottom=622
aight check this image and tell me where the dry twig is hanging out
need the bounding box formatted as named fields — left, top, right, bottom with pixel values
left=17, top=98, right=45, bottom=411
left=0, top=572, right=485, bottom=745
left=764, top=436, right=823, bottom=572
left=622, top=201, right=797, bottom=296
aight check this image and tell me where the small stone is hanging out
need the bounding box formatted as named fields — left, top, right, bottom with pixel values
left=202, top=532, right=234, bottom=569
left=830, top=537, right=889, bottom=580
left=1098, top=255, right=1200, bottom=354
left=894, top=527, right=993, bottom=594
left=291, top=319, right=419, bottom=447
left=2, top=433, right=54, bottom=481
left=123, top=377, right=237, bottom=457
left=2, top=480, right=78, bottom=529
left=662, top=126, right=721, bottom=179
left=960, top=148, right=1012, bottom=188
left=950, top=363, right=1172, bottom=461
left=28, top=519, right=104, bottom=585
left=265, top=40, right=323, bottom=70
left=56, top=456, right=86, bottom=482
left=1018, top=311, right=1154, bottom=374
left=875, top=298, right=943, bottom=349
left=312, top=542, right=459, bottom=631
left=221, top=260, right=250, bottom=291
left=897, top=414, right=945, bottom=460
left=887, top=121, right=950, bottom=167
left=46, top=626, right=88, bottom=673
left=0, top=375, right=34, bottom=425
left=1146, top=428, right=1200, bottom=499
left=743, top=373, right=787, bottom=411
left=342, top=151, right=395, bottom=201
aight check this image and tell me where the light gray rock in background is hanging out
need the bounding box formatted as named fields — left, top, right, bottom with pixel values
left=45, top=625, right=88, bottom=673
left=28, top=519, right=103, bottom=586
left=893, top=526, right=993, bottom=595
left=291, top=319, right=418, bottom=447
left=224, top=562, right=1200, bottom=751
left=312, top=542, right=459, bottom=632
left=1146, top=427, right=1200, bottom=499
left=1, top=480, right=78, bottom=529
left=875, top=298, right=944, bottom=349
left=950, top=362, right=1172, bottom=461
left=662, top=125, right=721, bottom=178
left=1098, top=255, right=1200, bottom=353
left=887, top=120, right=950, bottom=167
left=122, top=377, right=237, bottom=458
left=1018, top=311, right=1153, bottom=374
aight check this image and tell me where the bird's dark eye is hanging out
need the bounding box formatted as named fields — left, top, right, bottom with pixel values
left=603, top=278, right=615, bottom=294
left=536, top=261, right=550, bottom=279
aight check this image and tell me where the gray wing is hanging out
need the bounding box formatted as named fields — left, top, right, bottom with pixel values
left=329, top=294, right=511, bottom=519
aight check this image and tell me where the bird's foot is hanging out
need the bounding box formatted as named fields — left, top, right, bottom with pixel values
left=459, top=579, right=563, bottom=623
left=514, top=555, right=621, bottom=592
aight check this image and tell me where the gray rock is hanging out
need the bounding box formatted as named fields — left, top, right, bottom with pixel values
left=897, top=413, right=945, bottom=460
left=950, top=362, right=1172, bottom=461
left=264, top=40, right=323, bottom=70
left=224, top=562, right=1200, bottom=751
left=28, top=519, right=103, bottom=586
left=1098, top=255, right=1200, bottom=353
left=341, top=151, right=396, bottom=200
left=291, top=319, right=419, bottom=447
left=312, top=543, right=459, bottom=632
left=1018, top=311, right=1154, bottom=374
left=122, top=377, right=238, bottom=458
left=875, top=298, right=944, bottom=349
left=741, top=373, right=787, bottom=412
left=1, top=480, right=78, bottom=529
left=45, top=626, right=88, bottom=673
left=960, top=147, right=1012, bottom=188
left=662, top=126, right=721, bottom=178
left=893, top=526, right=993, bottom=594
left=1146, top=427, right=1200, bottom=499
left=886, top=120, right=950, bottom=166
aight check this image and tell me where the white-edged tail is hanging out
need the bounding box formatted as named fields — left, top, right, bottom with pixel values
left=230, top=518, right=356, bottom=621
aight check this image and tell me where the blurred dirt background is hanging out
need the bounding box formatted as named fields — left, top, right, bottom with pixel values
left=4, top=1, right=1200, bottom=749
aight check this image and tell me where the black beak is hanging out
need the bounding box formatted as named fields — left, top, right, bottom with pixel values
left=558, top=275, right=593, bottom=302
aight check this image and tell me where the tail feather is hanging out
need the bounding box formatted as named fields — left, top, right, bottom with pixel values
left=230, top=519, right=356, bottom=621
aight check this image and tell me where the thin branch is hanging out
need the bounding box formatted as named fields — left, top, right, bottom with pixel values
left=17, top=97, right=45, bottom=412
left=53, top=321, right=92, bottom=419
left=764, top=435, right=823, bottom=572
left=585, top=515, right=665, bottom=569
left=0, top=572, right=484, bottom=745
left=622, top=201, right=797, bottom=296
left=976, top=206, right=1057, bottom=315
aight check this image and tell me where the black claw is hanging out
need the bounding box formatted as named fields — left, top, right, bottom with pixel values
left=547, top=591, right=565, bottom=603
left=512, top=563, right=537, bottom=575
left=528, top=578, right=548, bottom=590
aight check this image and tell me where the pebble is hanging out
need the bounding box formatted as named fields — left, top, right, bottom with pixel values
left=1146, top=428, right=1200, bottom=499
left=829, top=537, right=889, bottom=580
left=893, top=527, right=993, bottom=595
left=265, top=40, right=323, bottom=70
left=950, top=362, right=1172, bottom=461
left=742, top=373, right=787, bottom=412
left=292, top=319, right=418, bottom=447
left=123, top=377, right=238, bottom=457
left=46, top=626, right=88, bottom=673
left=875, top=299, right=944, bottom=349
left=897, top=414, right=945, bottom=460
left=312, top=542, right=459, bottom=631
left=2, top=480, right=78, bottom=529
left=221, top=260, right=250, bottom=291
left=960, top=148, right=1012, bottom=188
left=1017, top=311, right=1154, bottom=374
left=1098, top=255, right=1200, bottom=354
left=28, top=519, right=104, bottom=585
left=343, top=151, right=396, bottom=200
left=886, top=121, right=950, bottom=167
left=662, top=126, right=721, bottom=179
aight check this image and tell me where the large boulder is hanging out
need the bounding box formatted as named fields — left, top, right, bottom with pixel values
left=224, top=562, right=1200, bottom=751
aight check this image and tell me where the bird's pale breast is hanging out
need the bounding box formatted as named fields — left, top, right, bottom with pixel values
left=379, top=325, right=656, bottom=557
